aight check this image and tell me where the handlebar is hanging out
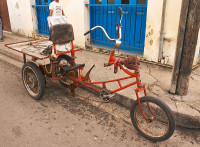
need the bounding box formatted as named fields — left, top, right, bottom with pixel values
left=84, top=7, right=123, bottom=71
left=84, top=25, right=121, bottom=41
left=84, top=30, right=92, bottom=36
left=84, top=7, right=123, bottom=42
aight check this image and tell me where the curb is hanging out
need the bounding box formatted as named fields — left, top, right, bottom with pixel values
left=1, top=47, right=200, bottom=129
left=111, top=93, right=200, bottom=129
left=0, top=47, right=24, bottom=63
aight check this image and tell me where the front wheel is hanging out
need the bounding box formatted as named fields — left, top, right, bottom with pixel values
left=130, top=96, right=175, bottom=142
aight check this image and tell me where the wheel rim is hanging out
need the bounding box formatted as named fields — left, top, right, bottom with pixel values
left=134, top=102, right=170, bottom=138
left=23, top=66, right=40, bottom=97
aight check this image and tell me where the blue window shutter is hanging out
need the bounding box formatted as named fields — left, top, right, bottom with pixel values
left=41, top=0, right=45, bottom=5
left=35, top=0, right=40, bottom=5
left=90, top=0, right=96, bottom=4
left=48, top=0, right=51, bottom=5
left=130, top=0, right=137, bottom=4
left=115, top=0, right=121, bottom=4
left=102, top=0, right=108, bottom=4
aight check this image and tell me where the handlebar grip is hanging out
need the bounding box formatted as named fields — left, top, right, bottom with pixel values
left=84, top=30, right=92, bottom=36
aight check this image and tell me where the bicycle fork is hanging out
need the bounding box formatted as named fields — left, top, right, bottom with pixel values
left=135, top=71, right=155, bottom=123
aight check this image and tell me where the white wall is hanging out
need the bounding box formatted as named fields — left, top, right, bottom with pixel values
left=84, top=0, right=91, bottom=44
left=61, top=0, right=86, bottom=47
left=144, top=0, right=183, bottom=65
left=162, top=0, right=182, bottom=65
left=30, top=0, right=38, bottom=35
left=7, top=0, right=37, bottom=37
left=143, top=0, right=163, bottom=62
left=7, top=0, right=23, bottom=34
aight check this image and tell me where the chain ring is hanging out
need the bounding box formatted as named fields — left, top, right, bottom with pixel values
left=100, top=89, right=111, bottom=102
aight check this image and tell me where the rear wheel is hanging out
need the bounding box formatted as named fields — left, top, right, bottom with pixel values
left=57, top=54, right=78, bottom=88
left=130, top=96, right=175, bottom=142
left=22, top=62, right=45, bottom=100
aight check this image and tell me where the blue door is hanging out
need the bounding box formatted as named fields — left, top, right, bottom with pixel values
left=89, top=0, right=147, bottom=54
left=35, top=0, right=52, bottom=35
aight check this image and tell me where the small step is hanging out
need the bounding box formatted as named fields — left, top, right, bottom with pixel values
left=63, top=64, right=85, bottom=72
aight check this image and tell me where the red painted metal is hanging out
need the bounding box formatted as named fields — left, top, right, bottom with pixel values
left=110, top=81, right=137, bottom=94
left=5, top=39, right=41, bottom=59
left=90, top=76, right=134, bottom=84
left=118, top=80, right=122, bottom=88
left=147, top=102, right=155, bottom=116
left=71, top=41, right=75, bottom=58
left=53, top=44, right=56, bottom=54
left=6, top=37, right=150, bottom=122
left=135, top=85, right=149, bottom=122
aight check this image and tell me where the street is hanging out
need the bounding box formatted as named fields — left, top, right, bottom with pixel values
left=0, top=55, right=199, bottom=147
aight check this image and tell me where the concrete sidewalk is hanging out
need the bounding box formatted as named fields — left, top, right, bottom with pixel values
left=1, top=32, right=200, bottom=128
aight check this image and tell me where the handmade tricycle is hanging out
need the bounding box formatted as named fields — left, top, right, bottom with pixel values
left=5, top=8, right=175, bottom=142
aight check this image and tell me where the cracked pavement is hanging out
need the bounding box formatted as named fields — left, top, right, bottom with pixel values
left=74, top=49, right=200, bottom=128
left=0, top=32, right=200, bottom=129
left=0, top=57, right=200, bottom=146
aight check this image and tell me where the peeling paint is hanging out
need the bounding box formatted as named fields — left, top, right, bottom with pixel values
left=164, top=37, right=172, bottom=42
left=150, top=29, right=154, bottom=35
left=15, top=2, right=19, bottom=9
left=144, top=0, right=183, bottom=66
left=7, top=0, right=22, bottom=33
left=150, top=39, right=153, bottom=45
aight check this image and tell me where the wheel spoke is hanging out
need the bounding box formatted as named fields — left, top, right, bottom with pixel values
left=23, top=66, right=39, bottom=97
left=22, top=62, right=45, bottom=100
left=130, top=96, right=175, bottom=142
left=135, top=102, right=169, bottom=137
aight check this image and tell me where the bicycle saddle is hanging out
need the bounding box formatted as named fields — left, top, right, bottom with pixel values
left=114, top=55, right=140, bottom=73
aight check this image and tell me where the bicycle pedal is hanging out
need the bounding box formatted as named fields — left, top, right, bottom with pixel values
left=100, top=89, right=115, bottom=102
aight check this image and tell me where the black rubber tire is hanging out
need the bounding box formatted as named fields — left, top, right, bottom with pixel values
left=57, top=54, right=78, bottom=88
left=130, top=96, right=175, bottom=142
left=22, top=62, right=45, bottom=100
